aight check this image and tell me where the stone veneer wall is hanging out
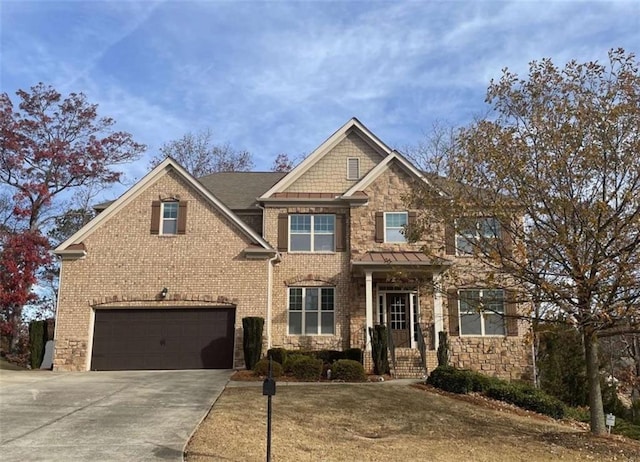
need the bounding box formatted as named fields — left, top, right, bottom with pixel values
left=285, top=132, right=383, bottom=193
left=54, top=169, right=270, bottom=371
left=449, top=337, right=533, bottom=381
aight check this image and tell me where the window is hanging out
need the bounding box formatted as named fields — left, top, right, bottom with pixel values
left=385, top=212, right=408, bottom=243
left=347, top=157, right=360, bottom=180
left=458, top=289, right=505, bottom=336
left=161, top=202, right=179, bottom=235
left=150, top=200, right=187, bottom=235
left=288, top=287, right=335, bottom=335
left=289, top=214, right=335, bottom=252
left=456, top=217, right=500, bottom=255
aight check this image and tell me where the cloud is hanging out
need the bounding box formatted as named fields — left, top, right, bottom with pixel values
left=2, top=0, right=638, bottom=184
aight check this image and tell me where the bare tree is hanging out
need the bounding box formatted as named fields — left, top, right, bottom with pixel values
left=409, top=49, right=640, bottom=435
left=270, top=153, right=296, bottom=172
left=404, top=120, right=457, bottom=176
left=149, top=129, right=253, bottom=177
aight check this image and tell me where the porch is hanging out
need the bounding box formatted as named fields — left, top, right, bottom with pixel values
left=351, top=251, right=451, bottom=379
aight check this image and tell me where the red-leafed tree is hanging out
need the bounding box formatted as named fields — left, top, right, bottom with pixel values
left=0, top=83, right=145, bottom=352
left=0, top=231, right=50, bottom=351
left=0, top=83, right=146, bottom=231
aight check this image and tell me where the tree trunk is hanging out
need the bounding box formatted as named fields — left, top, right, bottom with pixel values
left=8, top=307, right=21, bottom=352
left=583, top=329, right=606, bottom=435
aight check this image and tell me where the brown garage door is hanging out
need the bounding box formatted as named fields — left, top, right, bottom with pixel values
left=91, top=308, right=235, bottom=370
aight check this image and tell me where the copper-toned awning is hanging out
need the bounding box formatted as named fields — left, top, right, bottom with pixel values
left=352, top=251, right=451, bottom=269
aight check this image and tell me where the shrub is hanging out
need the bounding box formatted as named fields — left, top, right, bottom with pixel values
left=436, top=331, right=449, bottom=367
left=427, top=366, right=473, bottom=394
left=242, top=317, right=264, bottom=370
left=332, top=359, right=366, bottom=382
left=285, top=355, right=323, bottom=381
left=253, top=358, right=283, bottom=378
left=485, top=382, right=565, bottom=419
left=266, top=347, right=288, bottom=365
left=315, top=349, right=344, bottom=364
left=612, top=417, right=640, bottom=441
left=468, top=370, right=503, bottom=393
left=29, top=320, right=48, bottom=369
left=344, top=348, right=363, bottom=363
left=369, top=325, right=389, bottom=375
left=537, top=323, right=588, bottom=407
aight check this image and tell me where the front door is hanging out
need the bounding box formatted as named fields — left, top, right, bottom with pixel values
left=386, top=293, right=411, bottom=348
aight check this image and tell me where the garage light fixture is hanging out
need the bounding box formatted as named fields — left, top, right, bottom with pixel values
left=161, top=287, right=168, bottom=298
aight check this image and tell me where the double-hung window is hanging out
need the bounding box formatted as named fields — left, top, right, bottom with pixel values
left=288, top=287, right=335, bottom=335
left=456, top=217, right=500, bottom=255
left=458, top=289, right=505, bottom=336
left=162, top=202, right=179, bottom=235
left=289, top=214, right=335, bottom=252
left=385, top=212, right=408, bottom=243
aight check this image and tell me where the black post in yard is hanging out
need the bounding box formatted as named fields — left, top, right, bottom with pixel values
left=266, top=387, right=272, bottom=462
left=263, top=356, right=276, bottom=462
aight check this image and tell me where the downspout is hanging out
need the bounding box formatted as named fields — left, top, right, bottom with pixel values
left=266, top=252, right=280, bottom=350
left=52, top=255, right=63, bottom=370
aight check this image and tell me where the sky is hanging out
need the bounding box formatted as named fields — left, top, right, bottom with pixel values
left=1, top=0, right=639, bottom=201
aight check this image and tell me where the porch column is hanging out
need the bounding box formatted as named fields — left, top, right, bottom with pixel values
left=433, top=272, right=443, bottom=350
left=365, top=270, right=373, bottom=351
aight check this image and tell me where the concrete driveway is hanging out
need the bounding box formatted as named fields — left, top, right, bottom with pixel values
left=0, top=369, right=231, bottom=461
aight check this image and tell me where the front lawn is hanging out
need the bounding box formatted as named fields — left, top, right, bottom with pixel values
left=185, top=383, right=640, bottom=461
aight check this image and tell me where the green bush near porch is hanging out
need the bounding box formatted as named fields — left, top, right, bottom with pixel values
left=332, top=359, right=366, bottom=382
left=285, top=355, right=323, bottom=381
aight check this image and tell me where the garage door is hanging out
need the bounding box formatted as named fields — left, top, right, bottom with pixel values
left=91, top=308, right=235, bottom=370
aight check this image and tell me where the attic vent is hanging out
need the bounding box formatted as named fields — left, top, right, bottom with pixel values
left=347, top=157, right=360, bottom=180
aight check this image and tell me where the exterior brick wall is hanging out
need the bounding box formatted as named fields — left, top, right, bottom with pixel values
left=54, top=169, right=270, bottom=371
left=265, top=206, right=351, bottom=351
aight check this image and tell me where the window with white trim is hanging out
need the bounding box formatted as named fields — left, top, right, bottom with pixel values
left=347, top=157, right=360, bottom=180
left=456, top=217, right=500, bottom=255
left=459, top=289, right=505, bottom=336
left=385, top=212, right=408, bottom=243
left=289, top=214, right=335, bottom=252
left=288, top=287, right=335, bottom=335
left=161, top=202, right=179, bottom=235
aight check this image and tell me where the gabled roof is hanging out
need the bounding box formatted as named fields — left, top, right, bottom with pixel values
left=55, top=158, right=274, bottom=255
left=260, top=118, right=392, bottom=199
left=198, top=172, right=285, bottom=210
left=341, top=150, right=441, bottom=198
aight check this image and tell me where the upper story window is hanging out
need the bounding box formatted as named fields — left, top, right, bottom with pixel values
left=346, top=157, right=360, bottom=180
left=150, top=200, right=187, bottom=235
left=289, top=214, right=335, bottom=252
left=384, top=212, right=408, bottom=243
left=455, top=217, right=500, bottom=255
left=375, top=211, right=415, bottom=243
left=162, top=202, right=179, bottom=235
left=458, top=289, right=505, bottom=336
left=288, top=286, right=335, bottom=335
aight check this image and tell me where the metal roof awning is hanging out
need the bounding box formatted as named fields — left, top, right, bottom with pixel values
left=351, top=251, right=451, bottom=272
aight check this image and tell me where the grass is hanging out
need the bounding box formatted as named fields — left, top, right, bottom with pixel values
left=185, top=383, right=640, bottom=462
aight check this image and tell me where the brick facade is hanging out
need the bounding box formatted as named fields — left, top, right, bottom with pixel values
left=54, top=170, right=269, bottom=371
left=54, top=119, right=532, bottom=381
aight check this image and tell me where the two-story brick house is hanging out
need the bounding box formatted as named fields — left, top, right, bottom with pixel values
left=53, top=118, right=532, bottom=379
